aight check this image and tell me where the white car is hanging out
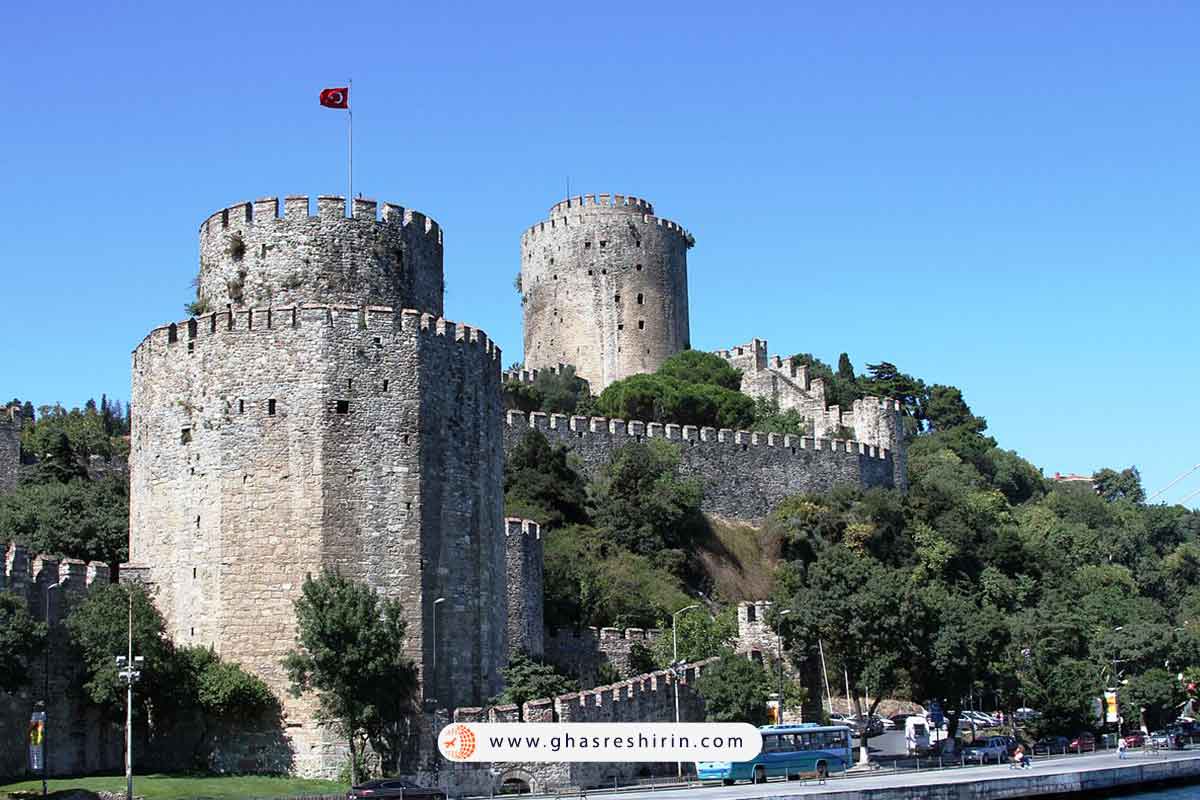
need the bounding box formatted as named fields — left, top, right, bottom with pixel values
left=878, top=716, right=896, bottom=731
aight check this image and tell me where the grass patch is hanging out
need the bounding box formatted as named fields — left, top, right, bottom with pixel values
left=695, top=514, right=781, bottom=602
left=0, top=774, right=345, bottom=800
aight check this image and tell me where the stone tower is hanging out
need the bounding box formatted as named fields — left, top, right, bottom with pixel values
left=504, top=518, right=543, bottom=659
left=520, top=194, right=692, bottom=392
left=0, top=406, right=21, bottom=493
left=129, top=195, right=506, bottom=777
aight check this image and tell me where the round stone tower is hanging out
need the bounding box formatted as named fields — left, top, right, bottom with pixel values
left=520, top=193, right=692, bottom=392
left=129, top=196, right=505, bottom=777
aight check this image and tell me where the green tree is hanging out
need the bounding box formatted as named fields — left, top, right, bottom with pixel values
left=696, top=651, right=770, bottom=726
left=502, top=366, right=594, bottom=416
left=0, top=593, right=47, bottom=693
left=65, top=582, right=174, bottom=718
left=1093, top=467, right=1145, bottom=504
left=0, top=473, right=129, bottom=575
left=836, top=353, right=855, bottom=382
left=589, top=440, right=705, bottom=556
left=925, top=385, right=986, bottom=433
left=492, top=651, right=577, bottom=716
left=656, top=350, right=743, bottom=391
left=503, top=431, right=588, bottom=528
left=650, top=606, right=736, bottom=668
left=283, top=572, right=420, bottom=780
left=1121, top=668, right=1184, bottom=732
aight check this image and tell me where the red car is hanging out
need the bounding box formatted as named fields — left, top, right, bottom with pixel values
left=1069, top=732, right=1096, bottom=752
left=1122, top=732, right=1145, bottom=748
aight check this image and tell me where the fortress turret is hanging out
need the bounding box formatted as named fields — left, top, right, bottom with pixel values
left=505, top=518, right=543, bottom=659
left=520, top=194, right=692, bottom=392
left=197, top=195, right=444, bottom=313
left=130, top=195, right=504, bottom=777
left=0, top=406, right=22, bottom=493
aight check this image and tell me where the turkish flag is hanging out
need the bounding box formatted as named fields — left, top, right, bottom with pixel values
left=320, top=87, right=349, bottom=109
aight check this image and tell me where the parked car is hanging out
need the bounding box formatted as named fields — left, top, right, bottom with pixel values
left=995, top=735, right=1025, bottom=755
left=1069, top=732, right=1097, bottom=752
left=1033, top=735, right=1070, bottom=754
left=1149, top=730, right=1185, bottom=750
left=891, top=712, right=915, bottom=727
left=1014, top=707, right=1041, bottom=722
left=347, top=779, right=447, bottom=799
left=876, top=715, right=896, bottom=731
left=963, top=736, right=1010, bottom=763
left=1122, top=732, right=1145, bottom=748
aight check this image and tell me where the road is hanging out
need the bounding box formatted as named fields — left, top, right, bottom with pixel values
left=543, top=748, right=1200, bottom=799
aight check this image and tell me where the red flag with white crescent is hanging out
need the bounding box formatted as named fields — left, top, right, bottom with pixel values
left=319, top=87, right=348, bottom=109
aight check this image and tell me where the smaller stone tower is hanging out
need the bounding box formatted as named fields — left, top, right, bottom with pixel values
left=521, top=194, right=692, bottom=392
left=0, top=406, right=22, bottom=493
left=505, top=518, right=543, bottom=659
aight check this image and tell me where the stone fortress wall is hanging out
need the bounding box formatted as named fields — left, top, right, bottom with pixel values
left=129, top=196, right=506, bottom=778
left=0, top=406, right=20, bottom=493
left=0, top=545, right=122, bottom=778
left=197, top=196, right=444, bottom=314
left=505, top=518, right=543, bottom=659
left=716, top=338, right=908, bottom=490
left=503, top=410, right=897, bottom=520
left=520, top=194, right=691, bottom=393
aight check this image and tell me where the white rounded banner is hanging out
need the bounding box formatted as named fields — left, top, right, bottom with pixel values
left=438, top=722, right=762, bottom=763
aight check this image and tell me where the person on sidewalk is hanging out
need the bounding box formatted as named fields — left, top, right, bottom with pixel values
left=1117, top=737, right=1128, bottom=760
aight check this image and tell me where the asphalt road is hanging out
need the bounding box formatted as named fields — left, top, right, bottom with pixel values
left=544, top=748, right=1200, bottom=800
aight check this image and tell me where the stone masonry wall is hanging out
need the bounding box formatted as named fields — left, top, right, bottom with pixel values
left=505, top=518, right=543, bottom=659
left=197, top=195, right=444, bottom=315
left=129, top=302, right=505, bottom=778
left=0, top=407, right=21, bottom=494
left=544, top=627, right=666, bottom=685
left=503, top=411, right=896, bottom=521
left=0, top=547, right=124, bottom=779
left=432, top=658, right=717, bottom=795
left=521, top=194, right=691, bottom=392
left=716, top=338, right=908, bottom=490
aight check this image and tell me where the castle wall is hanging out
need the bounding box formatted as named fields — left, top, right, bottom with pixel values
left=129, top=303, right=505, bottom=778
left=0, top=407, right=21, bottom=493
left=503, top=412, right=896, bottom=521
left=521, top=194, right=691, bottom=392
left=544, top=627, right=665, bottom=685
left=431, top=658, right=717, bottom=795
left=0, top=549, right=125, bottom=778
left=197, top=196, right=444, bottom=315
left=505, top=519, right=544, bottom=659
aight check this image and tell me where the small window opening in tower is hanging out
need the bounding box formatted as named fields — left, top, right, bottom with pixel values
left=587, top=270, right=593, bottom=276
left=193, top=567, right=197, bottom=580
left=636, top=263, right=643, bottom=270
left=190, top=627, right=195, bottom=637
left=187, top=341, right=194, bottom=353
left=267, top=399, right=276, bottom=416
left=614, top=294, right=621, bottom=303
left=180, top=427, right=192, bottom=445
left=584, top=241, right=591, bottom=249
left=637, top=293, right=644, bottom=304
left=336, top=400, right=351, bottom=414
left=260, top=243, right=267, bottom=259
left=747, top=605, right=757, bottom=622
left=347, top=378, right=353, bottom=392
left=617, top=324, right=624, bottom=331
left=238, top=399, right=244, bottom=414
left=553, top=274, right=558, bottom=280
left=196, top=515, right=200, bottom=528
left=638, top=320, right=645, bottom=330
left=373, top=336, right=382, bottom=347
left=600, top=240, right=607, bottom=248
left=382, top=379, right=389, bottom=392
left=601, top=269, right=607, bottom=275
left=403, top=434, right=410, bottom=445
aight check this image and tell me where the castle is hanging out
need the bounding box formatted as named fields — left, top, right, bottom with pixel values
left=0, top=191, right=908, bottom=781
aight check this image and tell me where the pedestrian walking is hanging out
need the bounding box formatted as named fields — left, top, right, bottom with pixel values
left=1117, top=737, right=1127, bottom=760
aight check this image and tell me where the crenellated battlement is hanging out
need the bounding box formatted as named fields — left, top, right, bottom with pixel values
left=521, top=199, right=692, bottom=246
left=502, top=363, right=573, bottom=385
left=199, top=195, right=442, bottom=243
left=0, top=543, right=112, bottom=612
left=132, top=305, right=502, bottom=364
left=548, top=193, right=655, bottom=217
left=504, top=410, right=891, bottom=461
left=504, top=407, right=897, bottom=520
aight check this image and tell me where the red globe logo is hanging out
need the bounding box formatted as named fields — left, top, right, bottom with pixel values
left=439, top=724, right=477, bottom=760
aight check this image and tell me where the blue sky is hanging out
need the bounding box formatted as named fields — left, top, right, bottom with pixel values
left=2, top=2, right=1196, bottom=506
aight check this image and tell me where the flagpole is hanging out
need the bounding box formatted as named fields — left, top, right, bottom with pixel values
left=348, top=79, right=353, bottom=212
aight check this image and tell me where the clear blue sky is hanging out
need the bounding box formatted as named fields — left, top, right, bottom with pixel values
left=2, top=2, right=1197, bottom=507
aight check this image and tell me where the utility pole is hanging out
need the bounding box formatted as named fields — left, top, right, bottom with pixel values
left=41, top=582, right=58, bottom=798
left=115, top=590, right=144, bottom=800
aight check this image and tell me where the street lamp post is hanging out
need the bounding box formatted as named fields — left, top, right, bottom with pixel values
left=41, top=582, right=59, bottom=798
left=671, top=603, right=702, bottom=779
left=776, top=609, right=792, bottom=723
left=115, top=590, right=144, bottom=800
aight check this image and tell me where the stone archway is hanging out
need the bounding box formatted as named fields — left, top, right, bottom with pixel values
left=497, top=767, right=536, bottom=795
